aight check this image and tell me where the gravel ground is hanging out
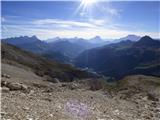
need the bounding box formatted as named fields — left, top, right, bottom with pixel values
left=1, top=81, right=160, bottom=120
left=1, top=63, right=160, bottom=120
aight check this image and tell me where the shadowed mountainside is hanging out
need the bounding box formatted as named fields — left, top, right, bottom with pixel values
left=1, top=42, right=95, bottom=82
left=75, top=36, right=160, bottom=79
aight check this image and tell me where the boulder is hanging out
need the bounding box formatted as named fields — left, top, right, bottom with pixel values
left=7, top=82, right=28, bottom=91
left=68, top=83, right=79, bottom=90
left=6, top=75, right=11, bottom=79
left=1, top=87, right=10, bottom=93
left=1, top=80, right=8, bottom=87
left=1, top=74, right=7, bottom=78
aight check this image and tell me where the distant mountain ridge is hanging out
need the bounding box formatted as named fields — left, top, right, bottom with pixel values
left=134, top=36, right=160, bottom=48
left=46, top=37, right=61, bottom=43
left=2, top=35, right=109, bottom=62
left=2, top=36, right=48, bottom=54
left=118, top=34, right=141, bottom=41
left=47, top=40, right=86, bottom=58
left=3, top=35, right=39, bottom=45
left=75, top=36, right=160, bottom=79
left=89, top=36, right=105, bottom=44
left=2, top=36, right=72, bottom=63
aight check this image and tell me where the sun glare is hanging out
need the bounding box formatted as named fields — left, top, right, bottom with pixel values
left=81, top=0, right=97, bottom=6
left=73, top=0, right=98, bottom=17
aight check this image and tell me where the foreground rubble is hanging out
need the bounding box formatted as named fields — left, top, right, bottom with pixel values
left=1, top=76, right=160, bottom=120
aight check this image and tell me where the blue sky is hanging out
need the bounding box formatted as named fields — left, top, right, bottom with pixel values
left=1, top=1, right=160, bottom=40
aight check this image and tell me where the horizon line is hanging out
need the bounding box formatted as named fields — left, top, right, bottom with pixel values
left=2, top=34, right=160, bottom=41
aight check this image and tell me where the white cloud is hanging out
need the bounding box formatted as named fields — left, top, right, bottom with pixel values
left=88, top=18, right=107, bottom=26
left=32, top=19, right=97, bottom=28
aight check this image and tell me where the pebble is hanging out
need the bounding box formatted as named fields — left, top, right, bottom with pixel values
left=1, top=112, right=7, bottom=116
left=22, top=107, right=29, bottom=111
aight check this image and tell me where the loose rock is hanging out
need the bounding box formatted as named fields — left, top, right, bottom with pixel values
left=1, top=87, right=10, bottom=93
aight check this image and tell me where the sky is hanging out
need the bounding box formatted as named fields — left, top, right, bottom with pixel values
left=1, top=1, right=160, bottom=40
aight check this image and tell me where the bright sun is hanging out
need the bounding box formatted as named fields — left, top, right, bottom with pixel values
left=74, top=0, right=98, bottom=16
left=81, top=0, right=97, bottom=6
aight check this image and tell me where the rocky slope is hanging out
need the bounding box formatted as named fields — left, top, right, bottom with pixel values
left=1, top=42, right=95, bottom=82
left=1, top=75, right=160, bottom=120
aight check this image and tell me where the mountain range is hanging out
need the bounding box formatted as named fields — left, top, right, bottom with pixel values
left=2, top=35, right=160, bottom=80
left=2, top=35, right=107, bottom=62
left=2, top=34, right=141, bottom=60
left=3, top=36, right=48, bottom=54
left=75, top=36, right=160, bottom=79
left=117, top=34, right=141, bottom=42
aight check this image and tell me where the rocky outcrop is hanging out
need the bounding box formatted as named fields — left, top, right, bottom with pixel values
left=1, top=80, right=28, bottom=92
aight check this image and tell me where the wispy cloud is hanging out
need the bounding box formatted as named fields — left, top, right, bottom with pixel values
left=88, top=18, right=107, bottom=26
left=32, top=19, right=98, bottom=28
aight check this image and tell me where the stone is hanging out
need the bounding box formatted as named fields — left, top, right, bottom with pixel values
left=7, top=82, right=28, bottom=91
left=1, top=80, right=8, bottom=87
left=147, top=93, right=159, bottom=101
left=21, top=84, right=28, bottom=91
left=53, top=78, right=60, bottom=83
left=43, top=88, right=53, bottom=93
left=29, top=90, right=34, bottom=95
left=6, top=75, right=11, bottom=79
left=2, top=74, right=7, bottom=78
left=61, top=83, right=67, bottom=87
left=68, top=83, right=79, bottom=90
left=22, top=106, right=29, bottom=111
left=2, top=74, right=10, bottom=78
left=7, top=83, right=22, bottom=90
left=0, top=111, right=7, bottom=116
left=1, top=87, right=10, bottom=93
